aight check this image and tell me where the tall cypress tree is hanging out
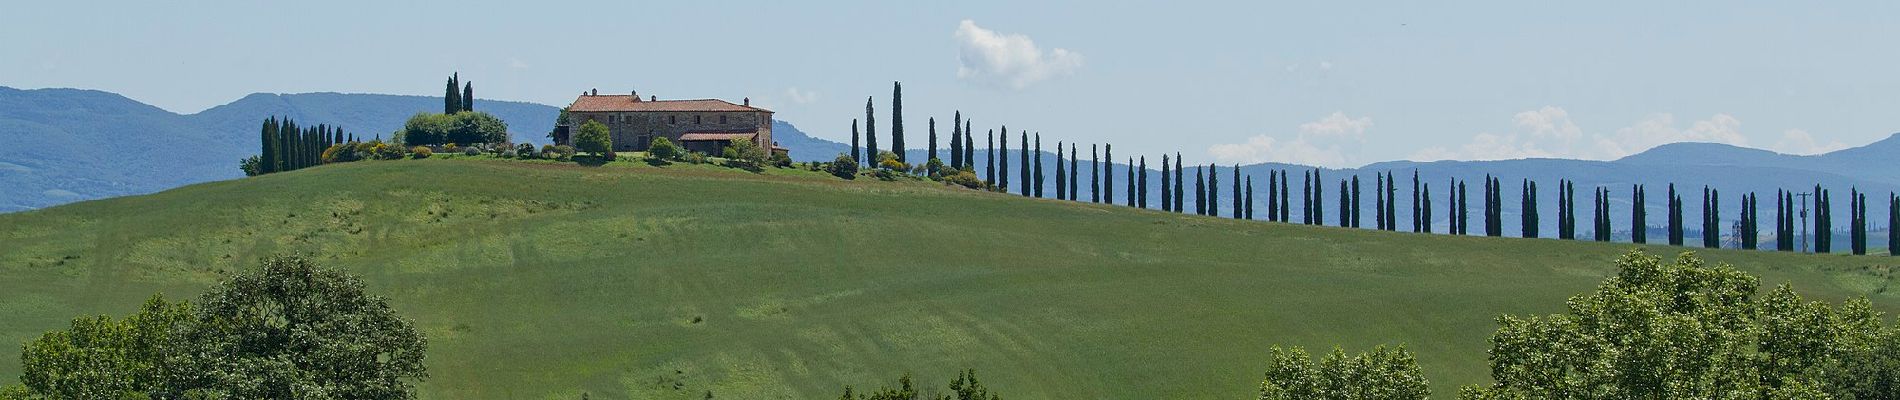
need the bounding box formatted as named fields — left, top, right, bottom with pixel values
left=1351, top=175, right=1362, bottom=228
left=462, top=81, right=473, bottom=112
left=1776, top=190, right=1788, bottom=251
left=1127, top=157, right=1137, bottom=207
left=1310, top=169, right=1321, bottom=224
left=1018, top=132, right=1030, bottom=197
left=851, top=120, right=862, bottom=164
left=1034, top=133, right=1045, bottom=198
left=1071, top=145, right=1080, bottom=202
left=964, top=121, right=975, bottom=170
left=1632, top=184, right=1644, bottom=243
left=1103, top=145, right=1114, bottom=205
left=928, top=118, right=939, bottom=168
left=984, top=131, right=994, bottom=185
left=1889, top=193, right=1898, bottom=256
left=1457, top=181, right=1469, bottom=235
left=1206, top=164, right=1219, bottom=217
left=1301, top=171, right=1311, bottom=223
left=1338, top=180, right=1350, bottom=226
left=1232, top=165, right=1242, bottom=219
left=1521, top=180, right=1534, bottom=238
left=1853, top=189, right=1866, bottom=255
left=1267, top=170, right=1279, bottom=220
left=1160, top=155, right=1171, bottom=209
left=1194, top=167, right=1206, bottom=215
left=950, top=112, right=963, bottom=169
left=1376, top=174, right=1387, bottom=230
left=1175, top=155, right=1186, bottom=213
left=1422, top=183, right=1432, bottom=233
left=445, top=74, right=461, bottom=115
left=1056, top=142, right=1067, bottom=200
left=1386, top=172, right=1398, bottom=231
left=1558, top=180, right=1571, bottom=239
left=1244, top=176, right=1254, bottom=218
left=997, top=130, right=1008, bottom=190
left=864, top=98, right=877, bottom=164
left=1139, top=157, right=1149, bottom=208
left=1412, top=170, right=1422, bottom=232
left=891, top=82, right=904, bottom=163
left=1094, top=144, right=1109, bottom=202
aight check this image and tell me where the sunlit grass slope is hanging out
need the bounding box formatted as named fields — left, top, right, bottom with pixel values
left=2, top=158, right=1896, bottom=399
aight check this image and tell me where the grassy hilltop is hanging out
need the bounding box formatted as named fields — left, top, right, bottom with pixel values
left=2, top=158, right=1897, bottom=399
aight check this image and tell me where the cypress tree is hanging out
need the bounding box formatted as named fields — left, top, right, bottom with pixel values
left=1853, top=189, right=1867, bottom=255
left=1160, top=155, right=1171, bottom=210
left=1278, top=170, right=1290, bottom=221
left=1094, top=144, right=1109, bottom=202
left=1312, top=169, right=1323, bottom=225
left=1056, top=142, right=1067, bottom=200
left=984, top=131, right=994, bottom=185
left=1386, top=172, right=1398, bottom=231
left=1776, top=190, right=1787, bottom=251
left=1818, top=186, right=1830, bottom=253
left=1422, top=183, right=1432, bottom=233
left=1557, top=180, right=1571, bottom=239
left=1245, top=176, right=1254, bottom=218
left=1174, top=155, right=1185, bottom=213
left=1412, top=170, right=1422, bottom=232
left=1301, top=171, right=1311, bottom=223
left=928, top=118, right=939, bottom=170
left=1206, top=164, right=1218, bottom=217
left=1127, top=157, right=1136, bottom=207
left=1521, top=180, right=1533, bottom=238
left=462, top=81, right=473, bottom=112
left=964, top=121, right=975, bottom=170
left=1890, top=193, right=1898, bottom=256
left=1195, top=167, right=1206, bottom=215
left=1338, top=180, right=1350, bottom=226
left=1139, top=157, right=1149, bottom=208
left=1351, top=175, right=1362, bottom=228
left=1458, top=181, right=1469, bottom=235
left=1667, top=184, right=1682, bottom=245
left=950, top=112, right=962, bottom=169
left=851, top=120, right=862, bottom=164
left=1070, top=145, right=1080, bottom=202
left=864, top=98, right=877, bottom=164
left=1267, top=170, right=1279, bottom=220
left=1103, top=145, right=1114, bottom=205
left=1019, top=133, right=1029, bottom=196
left=891, top=82, right=904, bottom=163
left=1376, top=174, right=1387, bottom=230
left=997, top=130, right=1008, bottom=190
left=1231, top=165, right=1241, bottom=219
left=445, top=74, right=461, bottom=115
left=259, top=117, right=275, bottom=174
left=1035, top=134, right=1045, bottom=198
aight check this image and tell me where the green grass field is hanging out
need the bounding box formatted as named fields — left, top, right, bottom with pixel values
left=3, top=158, right=1897, bottom=399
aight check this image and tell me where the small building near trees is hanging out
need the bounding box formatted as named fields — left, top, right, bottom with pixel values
left=554, top=89, right=784, bottom=156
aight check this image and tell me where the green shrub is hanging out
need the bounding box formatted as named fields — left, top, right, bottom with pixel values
left=574, top=120, right=612, bottom=156
left=410, top=146, right=433, bottom=159
left=462, top=147, right=480, bottom=156
left=239, top=156, right=261, bottom=176
left=516, top=143, right=538, bottom=159
left=648, top=137, right=682, bottom=161
left=551, top=145, right=576, bottom=161
left=826, top=154, right=859, bottom=180
left=942, top=170, right=984, bottom=189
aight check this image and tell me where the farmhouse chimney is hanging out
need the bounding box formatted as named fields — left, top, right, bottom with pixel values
left=744, top=97, right=750, bottom=106
left=650, top=95, right=656, bottom=101
left=590, top=88, right=598, bottom=96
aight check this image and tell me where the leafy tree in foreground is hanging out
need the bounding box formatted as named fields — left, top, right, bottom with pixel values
left=1459, top=250, right=1900, bottom=400
left=1259, top=345, right=1428, bottom=400
left=8, top=255, right=427, bottom=400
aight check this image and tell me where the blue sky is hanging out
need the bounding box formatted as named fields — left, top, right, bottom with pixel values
left=6, top=1, right=1898, bottom=166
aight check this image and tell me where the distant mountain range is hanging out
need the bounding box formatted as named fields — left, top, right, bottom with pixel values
left=4, top=86, right=1897, bottom=244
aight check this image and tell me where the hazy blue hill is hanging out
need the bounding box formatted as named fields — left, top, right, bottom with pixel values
left=1613, top=142, right=1796, bottom=167
left=772, top=120, right=850, bottom=162
left=0, top=87, right=235, bottom=212
left=0, top=88, right=567, bottom=212
left=187, top=92, right=562, bottom=147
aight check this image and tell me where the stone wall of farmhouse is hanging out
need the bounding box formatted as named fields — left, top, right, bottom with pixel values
left=569, top=110, right=773, bottom=152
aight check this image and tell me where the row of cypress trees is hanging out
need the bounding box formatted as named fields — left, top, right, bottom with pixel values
left=255, top=117, right=353, bottom=175
left=844, top=82, right=1893, bottom=255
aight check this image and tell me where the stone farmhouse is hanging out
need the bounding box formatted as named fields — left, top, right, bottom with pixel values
left=553, top=89, right=781, bottom=156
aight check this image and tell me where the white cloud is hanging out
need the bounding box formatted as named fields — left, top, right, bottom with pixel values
left=1209, top=112, right=1370, bottom=168
left=954, top=20, right=1083, bottom=89
left=1298, top=112, right=1373, bottom=139
left=1594, top=113, right=1746, bottom=158
left=1414, top=108, right=1757, bottom=161
left=784, top=87, right=819, bottom=104
left=1771, top=129, right=1848, bottom=155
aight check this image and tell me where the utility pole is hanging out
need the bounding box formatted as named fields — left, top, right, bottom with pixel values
left=1797, top=191, right=1812, bottom=253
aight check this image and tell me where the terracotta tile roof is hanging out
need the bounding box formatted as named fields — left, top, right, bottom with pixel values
left=678, top=132, right=758, bottom=142
left=567, top=95, right=772, bottom=113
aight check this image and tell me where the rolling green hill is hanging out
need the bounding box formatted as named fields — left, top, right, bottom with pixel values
left=2, top=158, right=1896, bottom=399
